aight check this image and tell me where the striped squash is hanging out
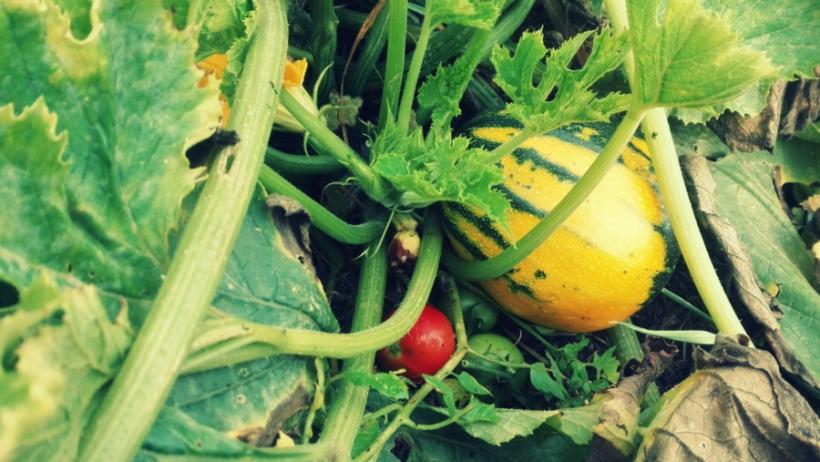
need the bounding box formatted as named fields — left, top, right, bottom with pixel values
left=443, top=115, right=678, bottom=332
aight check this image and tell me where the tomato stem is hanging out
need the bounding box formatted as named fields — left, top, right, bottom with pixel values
left=78, top=2, right=288, bottom=460
left=443, top=106, right=647, bottom=280
left=355, top=274, right=469, bottom=462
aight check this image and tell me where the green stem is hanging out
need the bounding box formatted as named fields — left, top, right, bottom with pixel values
left=396, top=19, right=433, bottom=131
left=309, top=0, right=338, bottom=100
left=604, top=0, right=747, bottom=339
left=264, top=147, right=343, bottom=176
left=258, top=165, right=384, bottom=245
left=182, top=214, right=442, bottom=366
left=280, top=91, right=390, bottom=203
left=78, top=3, right=288, bottom=460
left=444, top=106, right=647, bottom=280
left=643, top=109, right=746, bottom=337
left=486, top=129, right=535, bottom=164
left=379, top=0, right=407, bottom=127
left=661, top=288, right=713, bottom=324
left=356, top=274, right=469, bottom=462
left=321, top=245, right=388, bottom=459
left=408, top=403, right=477, bottom=431
left=348, top=4, right=389, bottom=97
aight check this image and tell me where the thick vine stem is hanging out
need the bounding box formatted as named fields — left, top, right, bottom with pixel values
left=642, top=109, right=746, bottom=337
left=280, top=91, right=391, bottom=203
left=182, top=213, right=442, bottom=368
left=355, top=274, right=470, bottom=462
left=78, top=2, right=288, bottom=461
left=321, top=245, right=388, bottom=460
left=443, top=107, right=646, bottom=280
left=378, top=0, right=407, bottom=127
left=603, top=0, right=747, bottom=339
left=258, top=165, right=384, bottom=244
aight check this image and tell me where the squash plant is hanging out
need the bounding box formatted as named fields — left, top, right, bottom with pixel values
left=0, top=0, right=817, bottom=461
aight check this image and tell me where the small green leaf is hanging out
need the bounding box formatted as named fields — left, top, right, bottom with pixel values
left=370, top=122, right=510, bottom=226
left=428, top=0, right=504, bottom=29
left=458, top=400, right=499, bottom=425
left=491, top=28, right=629, bottom=135
left=530, top=362, right=567, bottom=400
left=455, top=371, right=492, bottom=396
left=342, top=371, right=410, bottom=401
left=424, top=375, right=457, bottom=417
left=592, top=347, right=620, bottom=384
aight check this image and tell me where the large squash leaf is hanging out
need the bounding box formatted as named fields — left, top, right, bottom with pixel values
left=684, top=153, right=820, bottom=388
left=0, top=1, right=337, bottom=460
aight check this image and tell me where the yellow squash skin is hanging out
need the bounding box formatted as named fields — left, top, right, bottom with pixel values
left=444, top=119, right=676, bottom=332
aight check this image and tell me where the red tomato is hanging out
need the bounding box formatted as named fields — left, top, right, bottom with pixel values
left=377, top=304, right=456, bottom=382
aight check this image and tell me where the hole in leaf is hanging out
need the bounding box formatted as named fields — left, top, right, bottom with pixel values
left=0, top=279, right=19, bottom=308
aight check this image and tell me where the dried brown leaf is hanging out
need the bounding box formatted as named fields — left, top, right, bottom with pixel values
left=636, top=337, right=820, bottom=462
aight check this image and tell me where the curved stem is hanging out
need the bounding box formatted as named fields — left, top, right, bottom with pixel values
left=258, top=165, right=384, bottom=245
left=183, top=213, right=442, bottom=365
left=444, top=107, right=646, bottom=280
left=396, top=20, right=432, bottom=131
left=642, top=109, right=746, bottom=337
left=321, top=245, right=388, bottom=459
left=280, top=91, right=391, bottom=202
left=379, top=0, right=407, bottom=127
left=78, top=2, right=288, bottom=460
left=265, top=147, right=344, bottom=176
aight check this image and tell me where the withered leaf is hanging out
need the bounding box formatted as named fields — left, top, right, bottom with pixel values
left=636, top=336, right=820, bottom=462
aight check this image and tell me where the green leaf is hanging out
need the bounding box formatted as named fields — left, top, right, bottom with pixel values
left=456, top=372, right=492, bottom=396
left=458, top=400, right=499, bottom=425
left=0, top=275, right=132, bottom=462
left=591, top=347, right=620, bottom=384
left=370, top=123, right=510, bottom=226
left=771, top=137, right=820, bottom=186
left=418, top=55, right=477, bottom=132
left=0, top=0, right=220, bottom=298
left=457, top=403, right=602, bottom=446
left=490, top=28, right=629, bottom=135
left=190, top=0, right=253, bottom=60
left=397, top=427, right=589, bottom=461
left=699, top=0, right=819, bottom=79
left=627, top=0, right=776, bottom=111
left=428, top=0, right=504, bottom=29
left=424, top=375, right=457, bottom=417
left=529, top=363, right=567, bottom=400
left=702, top=155, right=820, bottom=384
left=163, top=191, right=338, bottom=438
left=342, top=371, right=410, bottom=401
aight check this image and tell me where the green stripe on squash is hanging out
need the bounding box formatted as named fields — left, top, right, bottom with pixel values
left=443, top=115, right=678, bottom=333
